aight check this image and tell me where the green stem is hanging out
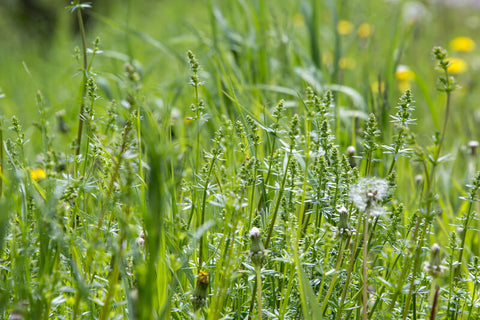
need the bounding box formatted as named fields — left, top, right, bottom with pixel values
left=74, top=2, right=89, bottom=160
left=320, top=237, right=348, bottom=314
left=388, top=216, right=422, bottom=311
left=198, top=156, right=217, bottom=269
left=100, top=258, right=120, bottom=320
left=467, top=284, right=476, bottom=320
left=299, top=116, right=312, bottom=230
left=402, top=219, right=429, bottom=320
left=362, top=211, right=370, bottom=320
left=256, top=266, right=263, bottom=320
left=455, top=199, right=474, bottom=278
left=336, top=210, right=363, bottom=319
left=386, top=132, right=402, bottom=176
left=136, top=106, right=146, bottom=208
left=265, top=154, right=291, bottom=249
left=247, top=157, right=258, bottom=230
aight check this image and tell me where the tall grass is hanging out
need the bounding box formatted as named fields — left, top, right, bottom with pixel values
left=0, top=0, right=479, bottom=319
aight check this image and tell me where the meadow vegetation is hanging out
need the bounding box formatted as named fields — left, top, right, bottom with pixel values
left=0, top=0, right=480, bottom=319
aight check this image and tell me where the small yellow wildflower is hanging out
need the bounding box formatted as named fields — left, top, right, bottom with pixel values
left=337, top=20, right=353, bottom=35
left=395, top=65, right=415, bottom=81
left=395, top=65, right=415, bottom=91
left=322, top=52, right=333, bottom=66
left=30, top=168, right=46, bottom=181
left=371, top=81, right=385, bottom=94
left=357, top=23, right=373, bottom=38
left=446, top=57, right=467, bottom=74
left=184, top=116, right=194, bottom=125
left=450, top=36, right=475, bottom=52
left=197, top=270, right=209, bottom=285
left=292, top=13, right=304, bottom=27
left=397, top=80, right=411, bottom=92
left=339, top=57, right=356, bottom=70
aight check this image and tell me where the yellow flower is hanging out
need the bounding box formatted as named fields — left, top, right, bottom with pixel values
left=450, top=37, right=475, bottom=52
left=339, top=57, right=356, bottom=70
left=395, top=65, right=415, bottom=81
left=184, top=116, right=194, bottom=125
left=197, top=270, right=209, bottom=285
left=398, top=80, right=411, bottom=92
left=292, top=13, right=305, bottom=27
left=357, top=23, right=373, bottom=38
left=371, top=81, right=385, bottom=94
left=322, top=52, right=333, bottom=66
left=446, top=57, right=467, bottom=74
left=30, top=168, right=46, bottom=181
left=337, top=20, right=353, bottom=35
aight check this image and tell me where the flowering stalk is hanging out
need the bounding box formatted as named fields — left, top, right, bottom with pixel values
left=249, top=227, right=267, bottom=320
left=401, top=47, right=457, bottom=319
left=385, top=89, right=415, bottom=176
left=320, top=207, right=350, bottom=314
left=336, top=210, right=362, bottom=320
left=69, top=1, right=90, bottom=159
left=362, top=114, right=380, bottom=176
left=265, top=115, right=298, bottom=249
left=361, top=193, right=375, bottom=320
left=187, top=50, right=202, bottom=176
left=456, top=172, right=480, bottom=277
left=198, top=147, right=221, bottom=269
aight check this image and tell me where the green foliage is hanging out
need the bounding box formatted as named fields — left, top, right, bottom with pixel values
left=0, top=0, right=479, bottom=319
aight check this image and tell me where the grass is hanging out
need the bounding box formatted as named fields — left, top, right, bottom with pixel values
left=0, top=0, right=480, bottom=319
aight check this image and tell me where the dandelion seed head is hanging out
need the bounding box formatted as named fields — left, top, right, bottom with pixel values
left=349, top=177, right=389, bottom=216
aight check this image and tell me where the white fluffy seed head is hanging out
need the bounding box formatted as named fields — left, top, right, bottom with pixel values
left=349, top=177, right=389, bottom=216
left=249, top=227, right=261, bottom=238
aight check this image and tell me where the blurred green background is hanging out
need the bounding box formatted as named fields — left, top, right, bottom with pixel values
left=0, top=0, right=479, bottom=151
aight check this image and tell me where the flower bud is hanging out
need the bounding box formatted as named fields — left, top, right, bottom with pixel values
left=424, top=243, right=446, bottom=278
left=468, top=140, right=479, bottom=156
left=337, top=206, right=351, bottom=238
left=191, top=270, right=209, bottom=311
left=249, top=227, right=267, bottom=267
left=346, top=146, right=357, bottom=168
